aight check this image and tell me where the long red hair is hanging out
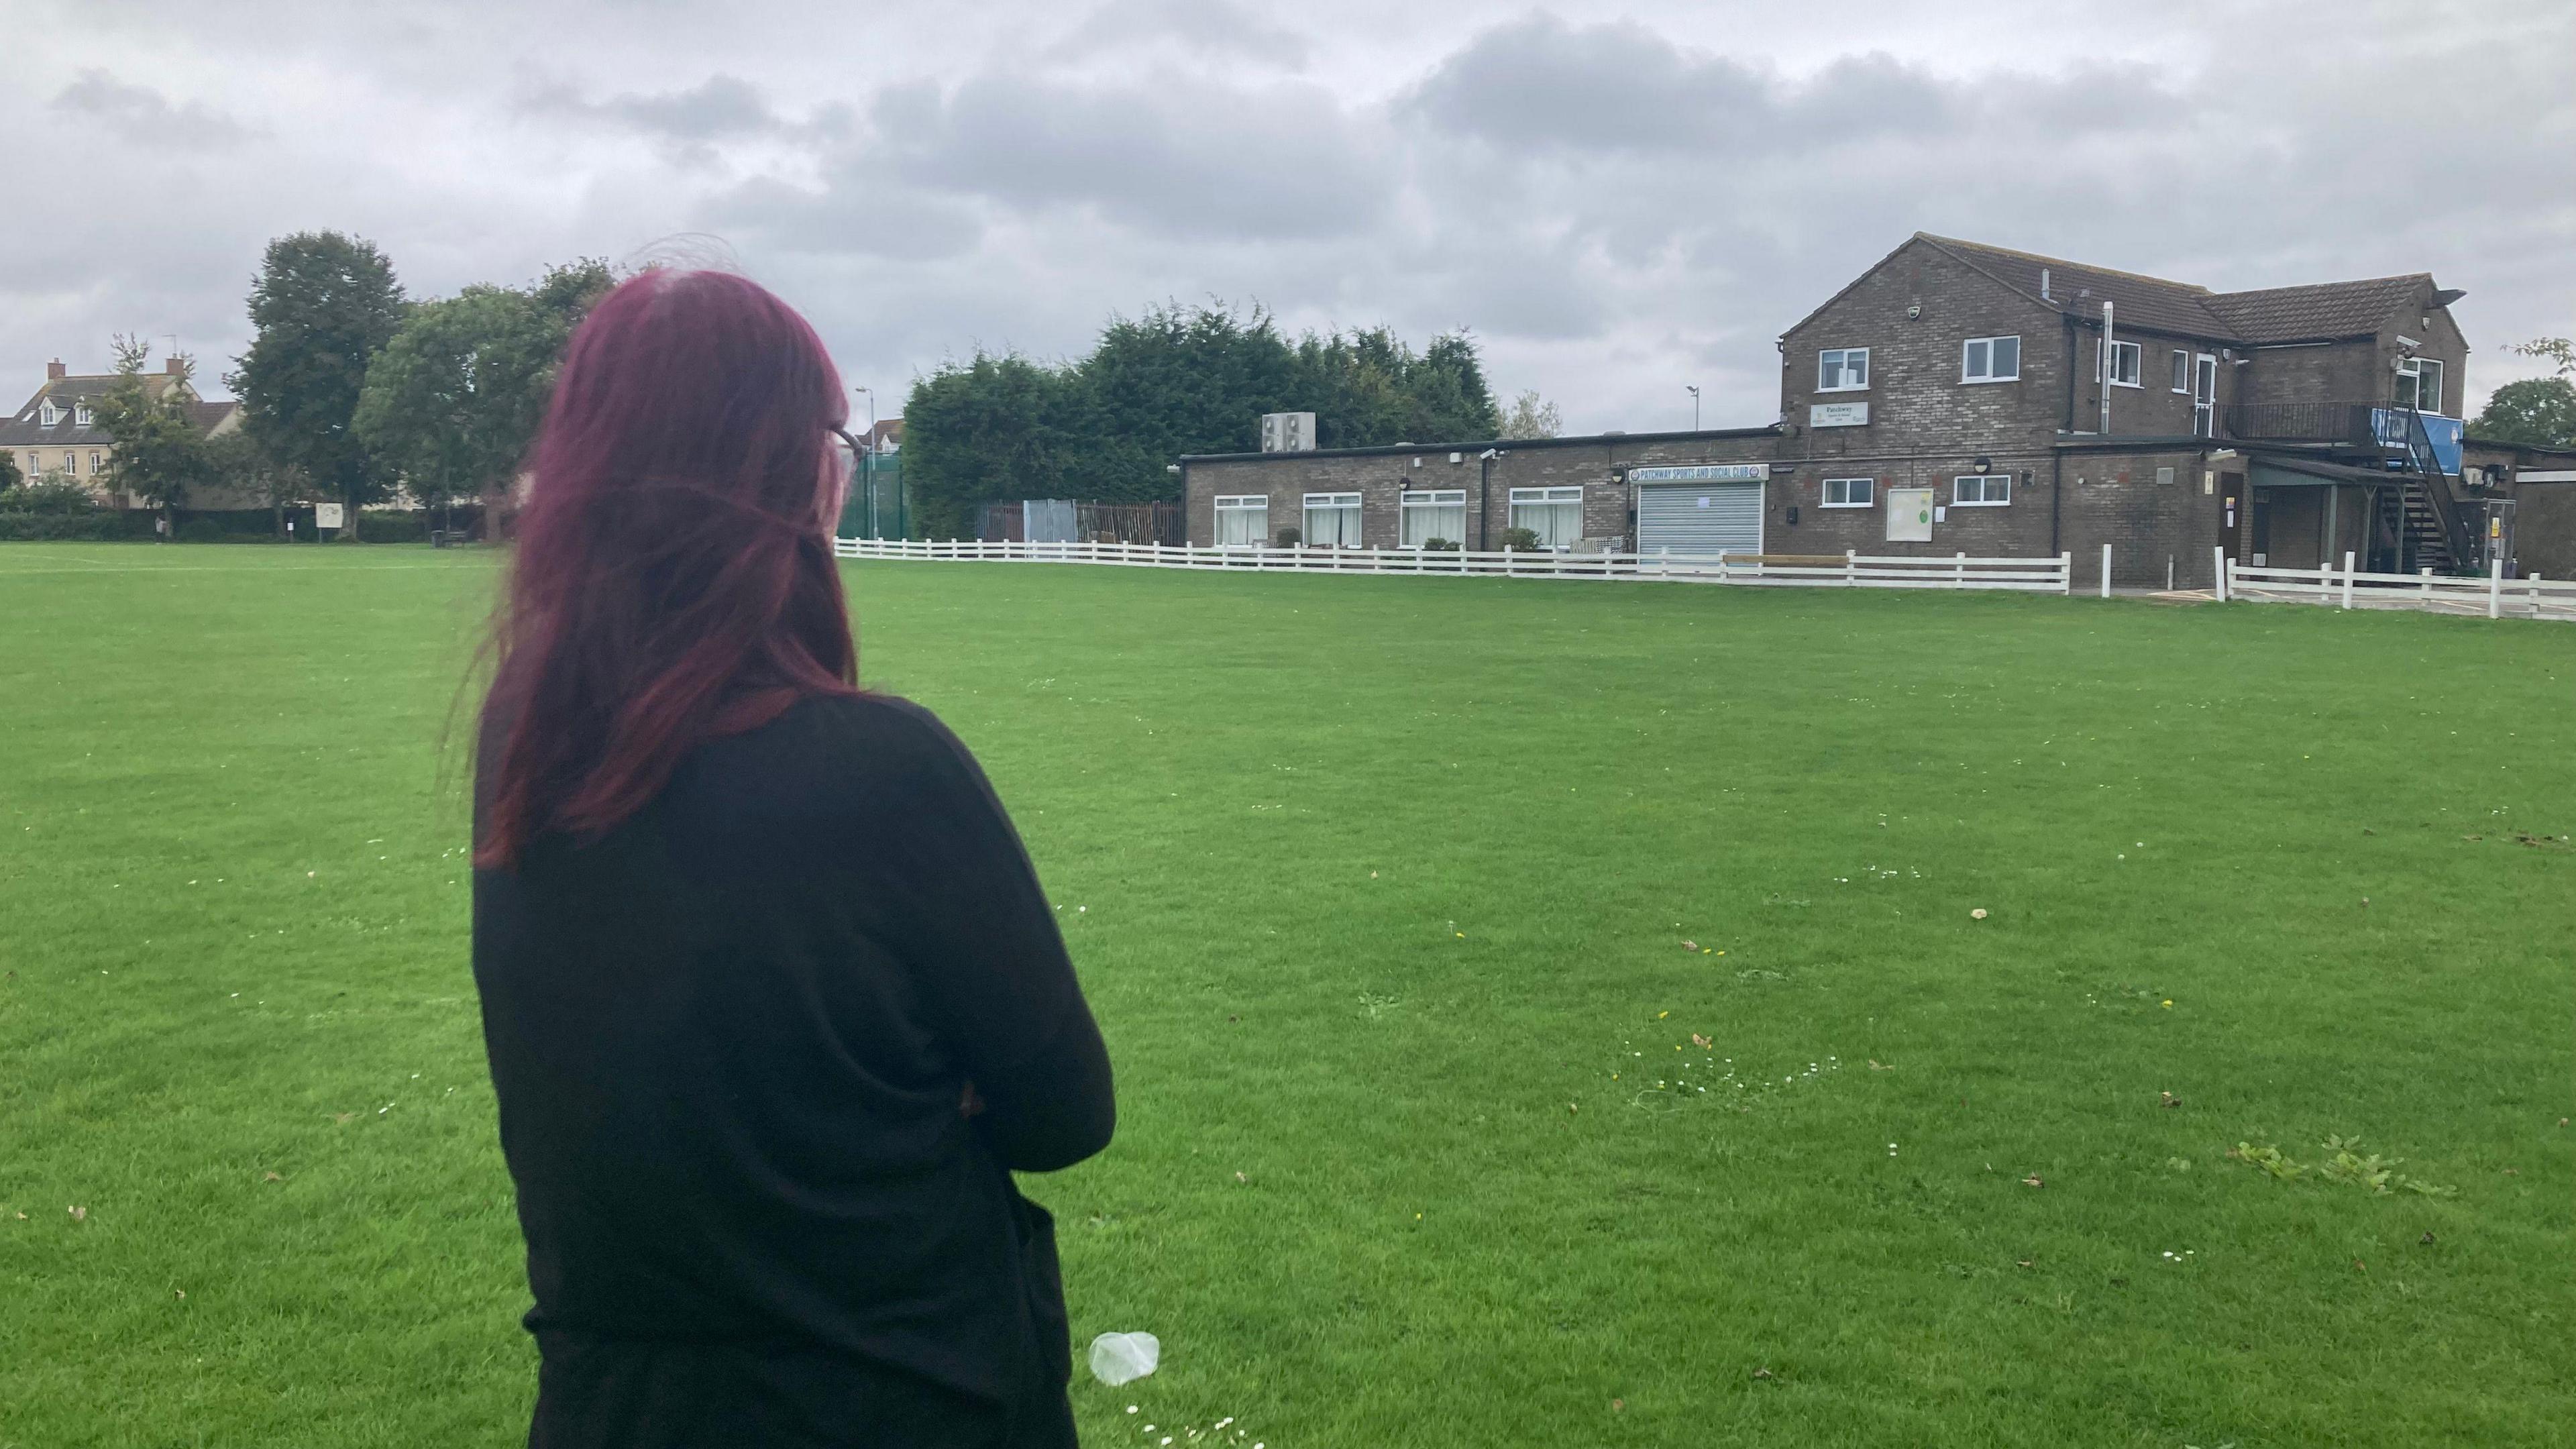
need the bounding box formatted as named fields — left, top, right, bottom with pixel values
left=474, top=268, right=856, bottom=869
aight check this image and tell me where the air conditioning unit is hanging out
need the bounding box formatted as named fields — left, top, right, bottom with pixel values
left=1260, top=412, right=1317, bottom=453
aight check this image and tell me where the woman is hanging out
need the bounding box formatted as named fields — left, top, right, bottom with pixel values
left=471, top=268, right=1114, bottom=1448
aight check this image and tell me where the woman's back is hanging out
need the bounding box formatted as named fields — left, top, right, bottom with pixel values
left=475, top=692, right=1110, bottom=1446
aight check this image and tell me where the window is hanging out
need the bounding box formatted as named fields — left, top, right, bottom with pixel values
left=39, top=400, right=60, bottom=427
left=1952, top=474, right=2011, bottom=506
left=1960, top=336, right=2020, bottom=382
left=1302, top=491, right=1361, bottom=547
left=1817, top=347, right=1870, bottom=391
left=1507, top=486, right=1584, bottom=548
left=1214, top=494, right=1268, bottom=547
left=1401, top=488, right=1465, bottom=546
left=1821, top=477, right=1874, bottom=508
left=64, top=451, right=79, bottom=474
left=2396, top=357, right=2445, bottom=414
left=74, top=404, right=93, bottom=427
left=89, top=451, right=103, bottom=475
left=2096, top=339, right=2141, bottom=387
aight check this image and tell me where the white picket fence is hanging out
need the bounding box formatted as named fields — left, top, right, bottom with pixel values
left=833, top=536, right=2076, bottom=592
left=2225, top=549, right=2576, bottom=622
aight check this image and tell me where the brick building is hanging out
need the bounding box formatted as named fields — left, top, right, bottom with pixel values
left=1181, top=233, right=2550, bottom=588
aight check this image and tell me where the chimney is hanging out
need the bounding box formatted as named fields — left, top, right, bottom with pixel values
left=166, top=357, right=186, bottom=376
left=2039, top=268, right=2051, bottom=301
left=47, top=360, right=66, bottom=380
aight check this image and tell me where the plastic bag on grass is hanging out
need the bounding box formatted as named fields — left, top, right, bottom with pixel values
left=1088, top=1332, right=1160, bottom=1386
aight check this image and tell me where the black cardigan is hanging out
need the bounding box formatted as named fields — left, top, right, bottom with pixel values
left=472, top=694, right=1114, bottom=1447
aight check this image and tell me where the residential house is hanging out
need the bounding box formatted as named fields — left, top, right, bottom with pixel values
left=1, top=358, right=245, bottom=506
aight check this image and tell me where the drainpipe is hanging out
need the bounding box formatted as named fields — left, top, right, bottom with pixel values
left=1477, top=448, right=1499, bottom=549
left=2061, top=314, right=2079, bottom=430
left=2050, top=451, right=2063, bottom=556
left=2099, top=300, right=2115, bottom=436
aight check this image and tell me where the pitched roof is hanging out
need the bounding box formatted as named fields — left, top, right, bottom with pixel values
left=0, top=372, right=225, bottom=448
left=1915, top=234, right=2240, bottom=339
left=2201, top=275, right=2430, bottom=343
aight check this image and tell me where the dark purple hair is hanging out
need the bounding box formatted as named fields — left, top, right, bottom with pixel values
left=476, top=269, right=855, bottom=869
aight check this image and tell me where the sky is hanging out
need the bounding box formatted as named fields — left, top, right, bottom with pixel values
left=4, top=0, right=2570, bottom=433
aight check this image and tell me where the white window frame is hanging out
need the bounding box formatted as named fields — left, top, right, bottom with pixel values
left=1301, top=490, right=1362, bottom=548
left=89, top=451, right=102, bottom=475
left=1507, top=485, right=1585, bottom=549
left=1212, top=494, right=1269, bottom=548
left=1960, top=336, right=2020, bottom=384
left=1821, top=476, right=1875, bottom=508
left=1951, top=474, right=2011, bottom=506
left=74, top=403, right=93, bottom=427
left=1817, top=347, right=1870, bottom=392
left=2097, top=339, right=2143, bottom=388
left=1399, top=488, right=1466, bottom=547
left=2397, top=357, right=2445, bottom=415
left=39, top=400, right=60, bottom=427
left=2169, top=349, right=2191, bottom=393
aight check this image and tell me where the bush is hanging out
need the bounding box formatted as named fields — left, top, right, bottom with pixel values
left=0, top=513, right=126, bottom=541
left=1497, top=527, right=1544, bottom=552
left=352, top=510, right=430, bottom=543
left=1274, top=526, right=1301, bottom=547
left=176, top=518, right=230, bottom=543
left=1421, top=537, right=1462, bottom=552
left=0, top=478, right=103, bottom=516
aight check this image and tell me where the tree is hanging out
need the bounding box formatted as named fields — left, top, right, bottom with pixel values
left=902, top=303, right=1506, bottom=532
left=2473, top=377, right=2576, bottom=449
left=355, top=258, right=616, bottom=532
left=0, top=447, right=19, bottom=492
left=903, top=353, right=1083, bottom=540
left=229, top=232, right=408, bottom=540
left=204, top=428, right=305, bottom=537
left=2512, top=337, right=2573, bottom=376
left=1498, top=389, right=1563, bottom=440
left=93, top=335, right=214, bottom=529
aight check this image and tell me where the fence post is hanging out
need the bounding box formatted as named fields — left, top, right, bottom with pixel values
left=2059, top=551, right=2073, bottom=595
left=2490, top=556, right=2504, bottom=619
left=1845, top=549, right=1858, bottom=587
left=2532, top=573, right=2544, bottom=618
left=1955, top=552, right=1966, bottom=589
left=2100, top=543, right=2112, bottom=599
left=2341, top=551, right=2355, bottom=610
left=2214, top=547, right=2227, bottom=602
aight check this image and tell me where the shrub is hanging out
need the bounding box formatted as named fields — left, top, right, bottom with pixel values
left=354, top=510, right=431, bottom=543
left=0, top=513, right=125, bottom=541
left=0, top=478, right=103, bottom=515
left=1421, top=537, right=1462, bottom=551
left=1497, top=527, right=1544, bottom=552
left=176, top=518, right=230, bottom=543
left=1274, top=526, right=1301, bottom=547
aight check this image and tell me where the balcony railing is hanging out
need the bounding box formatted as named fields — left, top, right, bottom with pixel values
left=2222, top=402, right=2383, bottom=446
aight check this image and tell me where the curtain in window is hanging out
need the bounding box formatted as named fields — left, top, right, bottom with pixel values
left=1305, top=500, right=1361, bottom=547
left=1513, top=500, right=1582, bottom=547
left=1401, top=497, right=1465, bottom=545
left=1215, top=502, right=1266, bottom=546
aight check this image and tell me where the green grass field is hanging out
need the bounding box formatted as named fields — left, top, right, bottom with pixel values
left=2, top=543, right=2570, bottom=1448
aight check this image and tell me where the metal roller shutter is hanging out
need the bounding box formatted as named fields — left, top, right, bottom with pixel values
left=1637, top=482, right=1764, bottom=557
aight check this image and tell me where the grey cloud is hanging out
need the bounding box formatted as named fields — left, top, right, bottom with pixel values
left=700, top=173, right=985, bottom=262
left=515, top=73, right=795, bottom=148
left=50, top=70, right=254, bottom=148
left=871, top=72, right=1390, bottom=241
left=1048, top=0, right=1311, bottom=68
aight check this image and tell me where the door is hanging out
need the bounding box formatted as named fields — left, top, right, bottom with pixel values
left=1636, top=482, right=1763, bottom=557
left=1886, top=487, right=1933, bottom=542
left=2218, top=471, right=2246, bottom=562
left=2194, top=354, right=2217, bottom=437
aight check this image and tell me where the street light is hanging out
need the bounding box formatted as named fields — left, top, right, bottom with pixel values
left=1686, top=384, right=1701, bottom=431
left=853, top=386, right=876, bottom=537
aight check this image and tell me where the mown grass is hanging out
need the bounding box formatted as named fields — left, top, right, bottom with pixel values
left=1, top=543, right=2570, bottom=1448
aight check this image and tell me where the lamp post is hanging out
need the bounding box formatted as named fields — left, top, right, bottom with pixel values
left=853, top=386, right=876, bottom=537
left=1686, top=384, right=1701, bottom=432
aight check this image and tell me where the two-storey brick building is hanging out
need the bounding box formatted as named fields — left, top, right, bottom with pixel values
left=1182, top=232, right=2534, bottom=588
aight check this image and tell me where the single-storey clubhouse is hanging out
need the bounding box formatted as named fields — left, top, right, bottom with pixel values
left=1179, top=233, right=2576, bottom=588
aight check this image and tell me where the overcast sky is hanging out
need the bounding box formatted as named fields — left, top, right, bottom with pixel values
left=5, top=0, right=2569, bottom=431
